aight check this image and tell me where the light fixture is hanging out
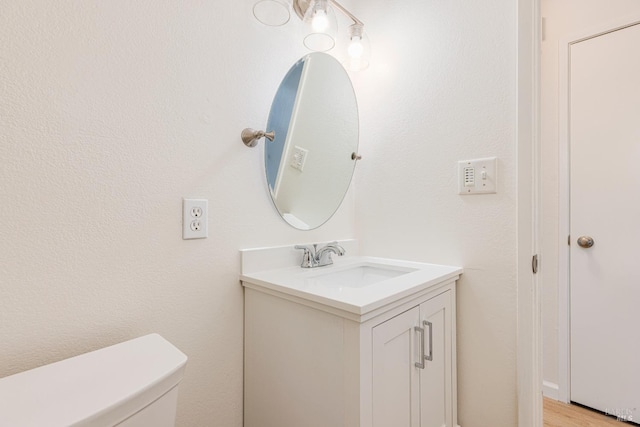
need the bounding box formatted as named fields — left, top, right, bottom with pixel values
left=252, top=0, right=291, bottom=27
left=253, top=0, right=370, bottom=70
left=299, top=0, right=338, bottom=52
left=344, top=22, right=370, bottom=71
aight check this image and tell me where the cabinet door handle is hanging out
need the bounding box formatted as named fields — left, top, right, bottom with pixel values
left=424, top=320, right=433, bottom=362
left=414, top=325, right=425, bottom=369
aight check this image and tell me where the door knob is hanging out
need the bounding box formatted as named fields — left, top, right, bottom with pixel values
left=577, top=236, right=594, bottom=248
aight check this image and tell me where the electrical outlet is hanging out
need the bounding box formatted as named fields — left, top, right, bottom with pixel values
left=183, top=199, right=208, bottom=239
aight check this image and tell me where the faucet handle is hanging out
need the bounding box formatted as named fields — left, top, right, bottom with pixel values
left=294, top=245, right=316, bottom=268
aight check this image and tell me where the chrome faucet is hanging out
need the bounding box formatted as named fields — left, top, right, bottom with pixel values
left=294, top=241, right=345, bottom=268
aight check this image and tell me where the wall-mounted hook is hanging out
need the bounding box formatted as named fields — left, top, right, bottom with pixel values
left=351, top=152, right=362, bottom=161
left=241, top=128, right=275, bottom=147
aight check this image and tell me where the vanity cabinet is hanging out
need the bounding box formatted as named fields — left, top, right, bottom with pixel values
left=243, top=274, right=458, bottom=427
left=372, top=291, right=453, bottom=427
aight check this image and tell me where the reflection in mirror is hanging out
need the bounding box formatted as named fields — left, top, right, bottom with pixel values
left=265, top=52, right=359, bottom=230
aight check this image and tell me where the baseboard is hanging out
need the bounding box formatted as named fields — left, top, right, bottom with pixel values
left=543, top=380, right=560, bottom=401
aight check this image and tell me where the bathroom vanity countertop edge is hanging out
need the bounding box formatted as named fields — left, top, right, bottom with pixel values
left=240, top=256, right=463, bottom=317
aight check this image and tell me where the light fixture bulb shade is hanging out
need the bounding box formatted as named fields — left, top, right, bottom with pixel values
left=252, top=0, right=291, bottom=27
left=301, top=0, right=337, bottom=52
left=344, top=26, right=370, bottom=71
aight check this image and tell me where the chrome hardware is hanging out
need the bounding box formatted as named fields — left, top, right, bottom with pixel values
left=293, top=0, right=363, bottom=26
left=424, top=320, right=433, bottom=362
left=351, top=152, right=362, bottom=161
left=577, top=236, right=594, bottom=249
left=294, top=242, right=345, bottom=268
left=415, top=325, right=425, bottom=369
left=315, top=242, right=345, bottom=266
left=294, top=245, right=316, bottom=268
left=241, top=128, right=275, bottom=147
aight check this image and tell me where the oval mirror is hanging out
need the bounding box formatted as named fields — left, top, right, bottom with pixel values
left=265, top=52, right=359, bottom=230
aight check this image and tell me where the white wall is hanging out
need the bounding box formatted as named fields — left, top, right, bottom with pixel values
left=0, top=1, right=356, bottom=425
left=352, top=0, right=518, bottom=425
left=540, top=0, right=640, bottom=396
left=1, top=0, right=530, bottom=425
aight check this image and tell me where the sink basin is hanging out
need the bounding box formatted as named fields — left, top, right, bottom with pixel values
left=240, top=249, right=463, bottom=316
left=308, top=263, right=417, bottom=288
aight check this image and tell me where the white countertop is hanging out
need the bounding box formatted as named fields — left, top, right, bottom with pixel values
left=241, top=255, right=463, bottom=316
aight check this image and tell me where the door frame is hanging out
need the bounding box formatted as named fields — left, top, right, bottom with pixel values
left=557, top=12, right=640, bottom=405
left=517, top=0, right=543, bottom=425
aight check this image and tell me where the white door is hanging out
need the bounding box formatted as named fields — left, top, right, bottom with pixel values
left=570, top=22, right=640, bottom=423
left=372, top=306, right=421, bottom=427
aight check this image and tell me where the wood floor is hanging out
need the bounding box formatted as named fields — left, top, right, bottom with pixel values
left=544, top=398, right=630, bottom=427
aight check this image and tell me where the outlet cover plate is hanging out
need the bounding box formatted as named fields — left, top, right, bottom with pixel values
left=183, top=198, right=208, bottom=239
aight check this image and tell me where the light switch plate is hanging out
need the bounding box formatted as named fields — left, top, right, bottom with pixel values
left=183, top=198, right=208, bottom=239
left=458, top=157, right=497, bottom=195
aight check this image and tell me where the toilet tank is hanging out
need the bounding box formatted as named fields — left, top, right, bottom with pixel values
left=0, top=333, right=188, bottom=427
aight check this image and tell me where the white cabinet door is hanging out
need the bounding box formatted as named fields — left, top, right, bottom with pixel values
left=372, top=291, right=453, bottom=427
left=372, top=306, right=421, bottom=427
left=420, top=291, right=452, bottom=427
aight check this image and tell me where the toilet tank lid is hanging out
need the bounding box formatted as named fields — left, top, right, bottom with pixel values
left=0, top=333, right=188, bottom=427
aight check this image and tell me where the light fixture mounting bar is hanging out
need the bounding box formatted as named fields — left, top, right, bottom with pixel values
left=293, top=0, right=363, bottom=26
left=328, top=0, right=363, bottom=25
